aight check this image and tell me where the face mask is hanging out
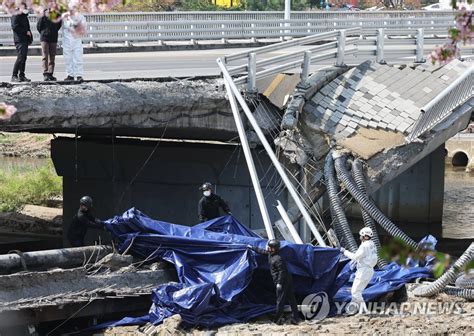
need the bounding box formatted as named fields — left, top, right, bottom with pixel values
left=203, top=190, right=211, bottom=197
left=22, top=9, right=29, bottom=14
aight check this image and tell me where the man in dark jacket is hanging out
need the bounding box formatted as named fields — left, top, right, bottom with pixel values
left=11, top=2, right=32, bottom=82
left=67, top=196, right=105, bottom=247
left=198, top=182, right=231, bottom=222
left=248, top=240, right=300, bottom=325
left=37, top=8, right=62, bottom=81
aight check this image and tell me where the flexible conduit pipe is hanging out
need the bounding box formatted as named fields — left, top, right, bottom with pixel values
left=333, top=154, right=419, bottom=250
left=443, top=286, right=474, bottom=300
left=413, top=243, right=474, bottom=297
left=324, top=153, right=358, bottom=252
left=352, top=158, right=387, bottom=269
left=455, top=274, right=474, bottom=289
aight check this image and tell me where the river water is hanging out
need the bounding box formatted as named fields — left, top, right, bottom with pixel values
left=442, top=166, right=474, bottom=239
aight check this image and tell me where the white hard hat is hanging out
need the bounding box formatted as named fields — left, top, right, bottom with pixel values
left=359, top=227, right=373, bottom=238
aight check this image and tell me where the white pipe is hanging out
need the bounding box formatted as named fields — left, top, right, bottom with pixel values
left=276, top=200, right=304, bottom=244
left=223, top=78, right=275, bottom=240
left=217, top=58, right=327, bottom=247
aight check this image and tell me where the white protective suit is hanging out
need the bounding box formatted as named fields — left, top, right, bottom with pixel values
left=62, top=12, right=86, bottom=77
left=344, top=239, right=378, bottom=313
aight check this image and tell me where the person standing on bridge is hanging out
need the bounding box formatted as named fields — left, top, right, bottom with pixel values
left=198, top=182, right=232, bottom=222
left=37, top=7, right=62, bottom=81
left=67, top=196, right=105, bottom=247
left=62, top=4, right=86, bottom=82
left=10, top=2, right=32, bottom=83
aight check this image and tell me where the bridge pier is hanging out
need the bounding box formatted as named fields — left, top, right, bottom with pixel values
left=51, top=136, right=284, bottom=246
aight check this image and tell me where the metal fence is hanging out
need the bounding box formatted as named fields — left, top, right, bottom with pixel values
left=0, top=10, right=457, bottom=46
left=407, top=67, right=474, bottom=142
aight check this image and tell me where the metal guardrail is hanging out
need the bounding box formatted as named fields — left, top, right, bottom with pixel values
left=224, top=28, right=360, bottom=91
left=217, top=31, right=338, bottom=245
left=407, top=65, right=474, bottom=142
left=0, top=11, right=458, bottom=46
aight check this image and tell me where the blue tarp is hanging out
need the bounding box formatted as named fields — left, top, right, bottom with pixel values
left=98, top=208, right=432, bottom=329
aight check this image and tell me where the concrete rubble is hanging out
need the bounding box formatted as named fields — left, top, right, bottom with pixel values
left=99, top=285, right=473, bottom=336
left=0, top=251, right=176, bottom=328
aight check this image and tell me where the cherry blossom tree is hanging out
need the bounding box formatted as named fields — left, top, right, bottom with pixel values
left=430, top=5, right=473, bottom=64
left=0, top=103, right=16, bottom=120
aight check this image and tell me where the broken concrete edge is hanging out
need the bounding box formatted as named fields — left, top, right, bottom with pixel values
left=365, top=97, right=473, bottom=194
left=0, top=265, right=178, bottom=327
left=0, top=74, right=222, bottom=88
left=280, top=67, right=351, bottom=131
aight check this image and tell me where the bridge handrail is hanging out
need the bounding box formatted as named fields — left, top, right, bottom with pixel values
left=407, top=66, right=474, bottom=142
left=0, top=11, right=459, bottom=46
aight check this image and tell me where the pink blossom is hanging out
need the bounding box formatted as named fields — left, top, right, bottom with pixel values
left=431, top=8, right=472, bottom=65
left=0, top=103, right=17, bottom=121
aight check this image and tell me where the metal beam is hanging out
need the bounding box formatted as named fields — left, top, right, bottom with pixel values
left=217, top=58, right=326, bottom=246
left=223, top=78, right=275, bottom=240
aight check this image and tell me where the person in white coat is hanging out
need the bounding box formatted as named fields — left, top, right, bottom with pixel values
left=61, top=4, right=86, bottom=81
left=340, top=227, right=378, bottom=314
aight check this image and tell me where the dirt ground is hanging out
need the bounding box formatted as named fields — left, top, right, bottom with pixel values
left=0, top=132, right=52, bottom=158
left=98, top=287, right=473, bottom=336
left=0, top=205, right=62, bottom=235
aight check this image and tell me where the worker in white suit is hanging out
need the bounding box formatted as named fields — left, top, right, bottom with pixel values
left=62, top=4, right=86, bottom=81
left=340, top=227, right=378, bottom=314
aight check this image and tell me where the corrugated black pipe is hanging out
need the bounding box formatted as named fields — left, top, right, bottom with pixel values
left=443, top=286, right=474, bottom=300
left=413, top=243, right=474, bottom=298
left=324, top=152, right=358, bottom=252
left=455, top=274, right=474, bottom=289
left=333, top=153, right=418, bottom=250
left=352, top=158, right=387, bottom=269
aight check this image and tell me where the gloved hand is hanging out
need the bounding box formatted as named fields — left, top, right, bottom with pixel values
left=276, top=283, right=282, bottom=291
left=340, top=247, right=346, bottom=254
left=246, top=244, right=253, bottom=250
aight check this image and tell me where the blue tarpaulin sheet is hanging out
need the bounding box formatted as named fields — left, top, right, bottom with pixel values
left=98, top=208, right=432, bottom=329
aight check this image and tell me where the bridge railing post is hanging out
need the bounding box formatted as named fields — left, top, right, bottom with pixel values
left=124, top=25, right=132, bottom=47
left=190, top=24, right=196, bottom=45
left=336, top=29, right=346, bottom=67
left=251, top=23, right=256, bottom=43
left=158, top=24, right=164, bottom=46
left=301, top=50, right=311, bottom=84
left=376, top=28, right=386, bottom=64
left=221, top=23, right=227, bottom=44
left=415, top=28, right=425, bottom=63
left=247, top=52, right=257, bottom=93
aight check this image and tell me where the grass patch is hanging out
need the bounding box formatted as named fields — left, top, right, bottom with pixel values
left=0, top=160, right=62, bottom=212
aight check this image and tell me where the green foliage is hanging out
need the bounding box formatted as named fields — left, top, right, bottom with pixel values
left=244, top=0, right=309, bottom=11
left=0, top=160, right=62, bottom=212
left=180, top=0, right=222, bottom=11
left=465, top=259, right=474, bottom=272
left=380, top=238, right=453, bottom=279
